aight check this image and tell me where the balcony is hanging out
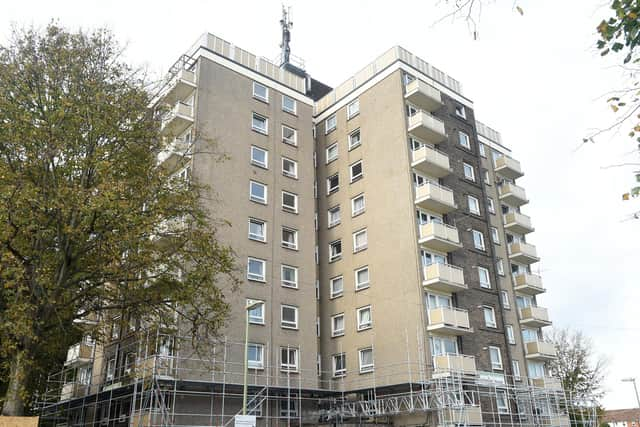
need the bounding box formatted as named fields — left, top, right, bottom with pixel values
left=498, top=183, right=529, bottom=206
left=407, top=111, right=447, bottom=144
left=419, top=222, right=462, bottom=253
left=531, top=377, right=563, bottom=390
left=404, top=79, right=444, bottom=112
left=411, top=145, right=451, bottom=178
left=519, top=306, right=552, bottom=328
left=422, top=263, right=468, bottom=293
left=161, top=69, right=196, bottom=106
left=503, top=212, right=534, bottom=235
left=60, top=382, right=89, bottom=401
left=64, top=343, right=93, bottom=367
left=160, top=102, right=194, bottom=137
left=513, top=273, right=545, bottom=295
left=494, top=155, right=524, bottom=179
left=434, top=354, right=477, bottom=376
left=427, top=307, right=472, bottom=335
left=525, top=341, right=557, bottom=361
left=439, top=405, right=483, bottom=426
left=415, top=182, right=457, bottom=214
left=508, top=242, right=540, bottom=264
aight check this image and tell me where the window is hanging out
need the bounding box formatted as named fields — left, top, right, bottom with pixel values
left=281, top=265, right=298, bottom=288
left=357, top=306, right=372, bottom=330
left=501, top=290, right=510, bottom=309
left=349, top=129, right=361, bottom=149
left=249, top=181, right=267, bottom=204
left=326, top=143, right=338, bottom=163
left=250, top=146, right=268, bottom=168
left=468, top=195, right=480, bottom=215
left=111, top=316, right=120, bottom=340
left=330, top=276, right=344, bottom=298
left=327, top=174, right=339, bottom=194
left=282, top=191, right=298, bottom=213
left=247, top=257, right=266, bottom=282
left=353, top=229, right=368, bottom=252
left=463, top=162, right=476, bottom=181
left=355, top=266, right=370, bottom=290
left=333, top=353, right=346, bottom=377
left=495, top=260, right=505, bottom=277
left=282, top=125, right=297, bottom=146
left=351, top=194, right=365, bottom=216
left=282, top=95, right=296, bottom=114
left=280, top=347, right=299, bottom=372
left=359, top=348, right=374, bottom=373
left=472, top=229, right=486, bottom=250
left=329, top=240, right=342, bottom=262
left=506, top=325, right=516, bottom=344
left=280, top=397, right=298, bottom=417
left=331, top=313, right=344, bottom=336
left=455, top=105, right=466, bottom=119
left=282, top=157, right=298, bottom=178
left=248, top=218, right=266, bottom=242
left=247, top=300, right=265, bottom=324
left=106, top=358, right=116, bottom=381
left=347, top=99, right=360, bottom=118
left=512, top=360, right=522, bottom=380
left=489, top=228, right=500, bottom=245
left=458, top=131, right=471, bottom=149
left=489, top=346, right=503, bottom=370
left=247, top=343, right=264, bottom=369
left=281, top=305, right=298, bottom=329
left=252, top=113, right=268, bottom=134
left=123, top=352, right=135, bottom=374
left=406, top=104, right=418, bottom=117
left=483, top=306, right=497, bottom=328
left=328, top=205, right=341, bottom=228
left=496, top=390, right=510, bottom=414
left=528, top=360, right=545, bottom=378
left=479, top=142, right=486, bottom=157
left=487, top=197, right=496, bottom=214
left=484, top=170, right=491, bottom=185
left=325, top=115, right=337, bottom=133
left=253, top=82, right=268, bottom=102
left=281, top=227, right=298, bottom=250
left=350, top=160, right=363, bottom=182
left=478, top=267, right=491, bottom=288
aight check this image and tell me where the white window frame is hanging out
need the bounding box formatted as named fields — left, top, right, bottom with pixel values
left=325, top=115, right=337, bottom=134
left=468, top=195, right=480, bottom=215
left=350, top=160, right=363, bottom=182
left=326, top=142, right=338, bottom=163
left=489, top=346, right=503, bottom=370
left=458, top=131, right=471, bottom=149
left=347, top=99, right=360, bottom=119
left=250, top=145, right=268, bottom=168
left=487, top=197, right=496, bottom=214
left=280, top=347, right=299, bottom=372
left=282, top=125, right=297, bottom=146
left=251, top=112, right=268, bottom=134
left=333, top=353, right=346, bottom=377
left=512, top=360, right=522, bottom=381
left=349, top=129, right=361, bottom=149
left=327, top=174, right=339, bottom=194
left=484, top=306, right=497, bottom=328
left=484, top=170, right=491, bottom=185
left=463, top=162, right=476, bottom=181
left=282, top=157, right=298, bottom=179
left=106, top=358, right=116, bottom=381
left=329, top=240, right=342, bottom=262
left=252, top=82, right=268, bottom=102
left=330, top=276, right=344, bottom=299
left=281, top=264, right=298, bottom=288
left=249, top=180, right=267, bottom=204
left=351, top=193, right=365, bottom=216
left=455, top=105, right=466, bottom=119
left=355, top=266, right=370, bottom=290
left=359, top=348, right=374, bottom=373
left=496, top=390, right=510, bottom=414
left=248, top=218, right=266, bottom=242
left=478, top=266, right=491, bottom=289
left=328, top=205, right=341, bottom=228
left=281, top=227, right=298, bottom=250
left=247, top=343, right=264, bottom=369
left=247, top=299, right=265, bottom=325
left=282, top=95, right=296, bottom=114
left=281, top=305, right=298, bottom=330
left=497, top=259, right=505, bottom=276
left=501, top=290, right=511, bottom=309
left=353, top=228, right=368, bottom=252
left=331, top=313, right=345, bottom=337
left=281, top=191, right=298, bottom=213
left=356, top=305, right=372, bottom=331
left=247, top=257, right=266, bottom=282
left=472, top=229, right=486, bottom=251
left=479, top=142, right=486, bottom=157
left=506, top=325, right=516, bottom=344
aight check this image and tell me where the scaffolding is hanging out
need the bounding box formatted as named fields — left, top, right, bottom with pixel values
left=36, top=330, right=598, bottom=427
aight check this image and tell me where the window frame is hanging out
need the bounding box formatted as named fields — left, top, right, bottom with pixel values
left=351, top=193, right=365, bottom=216
left=333, top=353, right=346, bottom=377
left=250, top=145, right=268, bottom=169
left=251, top=112, right=268, bottom=134
left=326, top=142, right=338, bottom=163
left=330, top=275, right=344, bottom=299
left=327, top=174, right=339, bottom=194
left=463, top=162, right=476, bottom=181
left=252, top=82, right=269, bottom=102
left=280, top=347, right=299, bottom=372
left=467, top=195, right=480, bottom=215
left=458, top=131, right=471, bottom=149
left=247, top=257, right=266, bottom=282
left=355, top=266, right=370, bottom=290
left=512, top=360, right=522, bottom=381
left=497, top=259, right=505, bottom=276
left=281, top=227, right=298, bottom=250
left=247, top=299, right=265, bottom=325
left=282, top=125, right=297, bottom=146
left=352, top=228, right=368, bottom=252
left=472, top=229, right=486, bottom=251
left=248, top=218, right=267, bottom=242
left=501, top=290, right=511, bottom=309
left=329, top=240, right=342, bottom=262
left=478, top=266, right=491, bottom=289
left=489, top=346, right=503, bottom=370
left=356, top=305, right=372, bottom=331
left=350, top=160, right=363, bottom=182
left=281, top=264, right=298, bottom=288
left=496, top=390, right=510, bottom=414
left=328, top=205, right=341, bottom=228
left=247, top=343, right=264, bottom=369
left=455, top=105, right=467, bottom=119
left=349, top=129, right=361, bottom=150
left=483, top=306, right=497, bottom=328
left=281, top=157, right=298, bottom=179
left=491, top=227, right=500, bottom=244
left=281, top=304, right=299, bottom=330
left=359, top=347, right=374, bottom=373
left=478, top=142, right=486, bottom=157
left=282, top=95, right=296, bottom=114
left=281, top=191, right=298, bottom=213
left=331, top=313, right=345, bottom=337
left=487, top=197, right=496, bottom=214
left=325, top=115, right=337, bottom=134
left=347, top=99, right=360, bottom=119
left=506, top=324, right=516, bottom=344
left=249, top=180, right=267, bottom=204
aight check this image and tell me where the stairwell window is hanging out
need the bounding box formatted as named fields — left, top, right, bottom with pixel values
left=329, top=240, right=342, bottom=262
left=458, top=131, right=471, bottom=149
left=351, top=194, right=365, bottom=216
left=512, top=360, right=522, bottom=380
left=281, top=227, right=298, bottom=250
left=359, top=348, right=374, bottom=373
left=353, top=229, right=368, bottom=252
left=355, top=266, right=370, bottom=290
left=347, top=99, right=360, bottom=119
left=247, top=299, right=265, bottom=324
left=282, top=95, right=296, bottom=114
left=252, top=113, right=268, bottom=134
left=487, top=197, right=496, bottom=214
left=326, top=143, right=338, bottom=163
left=331, top=313, right=345, bottom=336
left=327, top=174, right=339, bottom=195
left=489, top=346, right=503, bottom=370
left=506, top=325, right=516, bottom=344
left=333, top=353, right=346, bottom=377
left=349, top=129, right=361, bottom=150
left=280, top=347, right=299, bottom=372
left=281, top=305, right=298, bottom=329
left=357, top=306, right=372, bottom=331
left=328, top=205, right=341, bottom=228
left=247, top=257, right=266, bottom=282
left=501, top=290, right=511, bottom=309
left=325, top=115, right=337, bottom=134
left=330, top=276, right=344, bottom=299
left=350, top=160, right=363, bottom=182
left=248, top=218, right=266, bottom=242
left=250, top=146, right=268, bottom=169
left=463, top=162, right=476, bottom=181
left=282, top=191, right=298, bottom=213
left=282, top=125, right=297, bottom=146
left=252, top=82, right=268, bottom=102
left=282, top=157, right=298, bottom=179
left=491, top=227, right=500, bottom=244
left=472, top=229, right=486, bottom=251
left=479, top=142, right=487, bottom=157
left=247, top=343, right=264, bottom=369
left=281, top=265, right=298, bottom=288
left=483, top=306, right=497, bottom=328
left=468, top=195, right=480, bottom=215
left=478, top=266, right=491, bottom=288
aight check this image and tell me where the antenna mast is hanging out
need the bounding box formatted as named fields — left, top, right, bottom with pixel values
left=279, top=5, right=293, bottom=66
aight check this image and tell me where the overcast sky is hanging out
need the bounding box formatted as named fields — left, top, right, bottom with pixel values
left=3, top=0, right=639, bottom=410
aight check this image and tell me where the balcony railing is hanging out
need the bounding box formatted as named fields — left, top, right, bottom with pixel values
left=407, top=111, right=447, bottom=144
left=161, top=69, right=197, bottom=106
left=525, top=340, right=557, bottom=360
left=418, top=222, right=462, bottom=253
left=64, top=343, right=93, bottom=366
left=503, top=212, right=534, bottom=234
left=404, top=79, right=443, bottom=112
left=160, top=102, right=194, bottom=137
left=411, top=145, right=451, bottom=178
left=414, top=182, right=457, bottom=214
left=427, top=307, right=472, bottom=335
left=498, top=182, right=529, bottom=206
left=508, top=242, right=540, bottom=264
left=433, top=353, right=477, bottom=376
left=513, top=272, right=545, bottom=295
left=519, top=306, right=552, bottom=328
left=422, top=263, right=467, bottom=293
left=494, top=155, right=524, bottom=179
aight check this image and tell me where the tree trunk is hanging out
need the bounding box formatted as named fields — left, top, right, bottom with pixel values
left=1, top=350, right=27, bottom=416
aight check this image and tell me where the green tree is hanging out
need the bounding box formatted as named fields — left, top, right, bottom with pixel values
left=0, top=25, right=237, bottom=415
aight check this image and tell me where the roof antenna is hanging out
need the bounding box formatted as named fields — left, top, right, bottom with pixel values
left=279, top=5, right=292, bottom=66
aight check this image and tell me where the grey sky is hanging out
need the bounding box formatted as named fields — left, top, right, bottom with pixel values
left=3, top=0, right=639, bottom=410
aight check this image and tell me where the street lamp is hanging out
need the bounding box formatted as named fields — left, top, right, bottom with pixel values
left=242, top=300, right=261, bottom=416
left=622, top=378, right=640, bottom=425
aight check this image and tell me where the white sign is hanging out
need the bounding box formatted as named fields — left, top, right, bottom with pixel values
left=234, top=415, right=256, bottom=427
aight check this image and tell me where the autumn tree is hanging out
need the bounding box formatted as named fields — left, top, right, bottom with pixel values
left=0, top=25, right=237, bottom=415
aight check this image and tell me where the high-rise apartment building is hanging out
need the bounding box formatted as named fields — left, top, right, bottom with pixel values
left=39, top=27, right=593, bottom=427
